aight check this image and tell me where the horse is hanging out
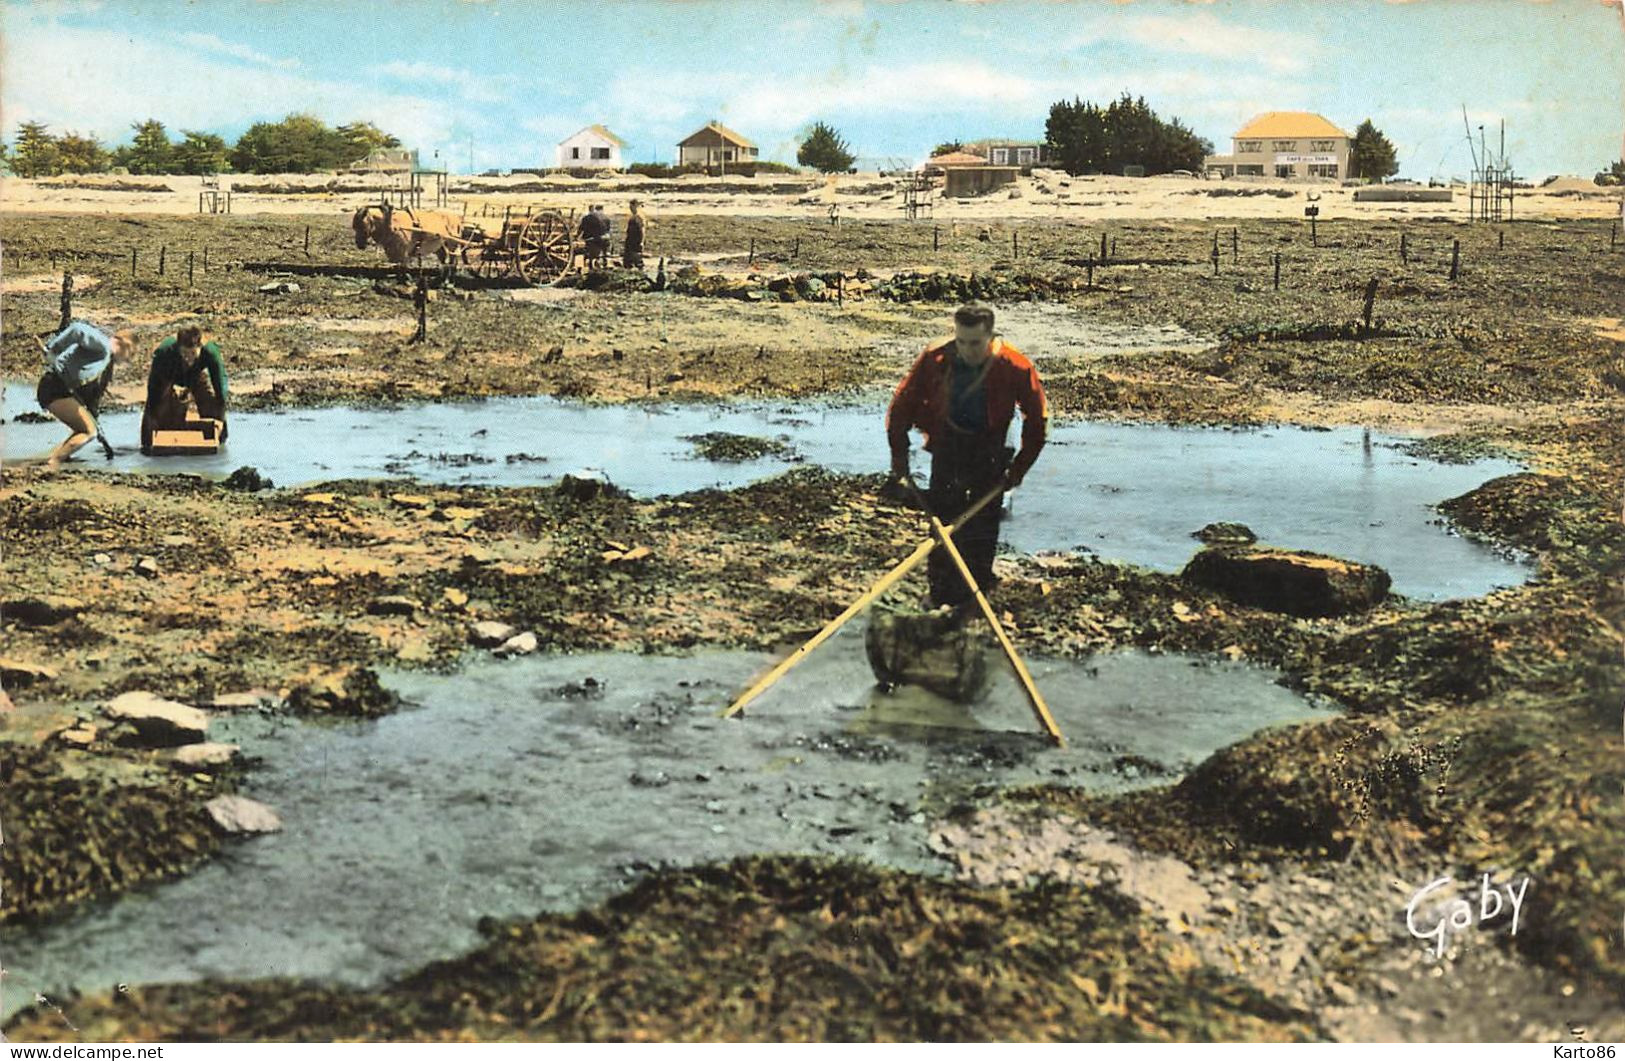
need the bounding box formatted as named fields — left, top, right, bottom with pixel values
left=350, top=204, right=464, bottom=266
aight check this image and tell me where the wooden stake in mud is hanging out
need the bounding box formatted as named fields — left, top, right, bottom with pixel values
left=1274, top=252, right=1281, bottom=290
left=720, top=485, right=1006, bottom=723
left=159, top=245, right=167, bottom=276
left=1361, top=277, right=1378, bottom=336
left=411, top=271, right=428, bottom=342
left=203, top=246, right=209, bottom=272
left=1012, top=230, right=1019, bottom=258
left=1498, top=229, right=1505, bottom=251
left=1100, top=232, right=1108, bottom=261
left=933, top=225, right=939, bottom=252
left=304, top=225, right=311, bottom=255
left=187, top=251, right=195, bottom=288
left=837, top=273, right=844, bottom=306
left=1450, top=239, right=1461, bottom=281
left=59, top=272, right=73, bottom=332
left=794, top=236, right=801, bottom=259
left=1612, top=220, right=1618, bottom=250
left=1231, top=227, right=1239, bottom=263
left=131, top=248, right=138, bottom=278
left=1211, top=240, right=1220, bottom=275
left=1400, top=232, right=1408, bottom=264
left=1110, top=236, right=1117, bottom=259
left=1086, top=257, right=1095, bottom=287
left=748, top=238, right=755, bottom=266
left=899, top=477, right=1063, bottom=747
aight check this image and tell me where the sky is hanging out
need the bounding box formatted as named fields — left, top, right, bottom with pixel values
left=2, top=0, right=1621, bottom=179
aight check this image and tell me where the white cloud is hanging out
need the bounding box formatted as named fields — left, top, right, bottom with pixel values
left=0, top=13, right=467, bottom=156
left=367, top=60, right=518, bottom=105
left=1112, top=11, right=1317, bottom=74
left=178, top=31, right=299, bottom=70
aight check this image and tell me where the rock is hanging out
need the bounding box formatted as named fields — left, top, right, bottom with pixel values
left=285, top=666, right=397, bottom=717
left=167, top=742, right=241, bottom=770
left=494, top=631, right=539, bottom=657
left=1192, top=521, right=1257, bottom=545
left=135, top=556, right=161, bottom=579
left=1324, top=978, right=1360, bottom=1005
left=367, top=595, right=420, bottom=617
left=57, top=724, right=98, bottom=747
left=1181, top=546, right=1391, bottom=618
left=204, top=689, right=282, bottom=710
left=223, top=466, right=273, bottom=491
left=3, top=595, right=86, bottom=626
left=205, top=795, right=282, bottom=834
left=0, top=659, right=59, bottom=687
left=389, top=493, right=436, bottom=510
left=631, top=770, right=671, bottom=788
left=104, top=691, right=210, bottom=746
left=257, top=281, right=300, bottom=295
left=92, top=552, right=113, bottom=566
left=442, top=587, right=470, bottom=607
left=864, top=609, right=988, bottom=702
left=468, top=620, right=516, bottom=647
left=555, top=475, right=622, bottom=503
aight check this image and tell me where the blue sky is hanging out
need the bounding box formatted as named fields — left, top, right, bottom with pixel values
left=3, top=0, right=1621, bottom=178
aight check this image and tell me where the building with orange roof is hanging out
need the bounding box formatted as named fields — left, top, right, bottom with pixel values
left=1205, top=111, right=1352, bottom=180
left=677, top=121, right=759, bottom=170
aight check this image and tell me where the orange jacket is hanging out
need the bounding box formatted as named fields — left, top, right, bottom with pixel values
left=886, top=337, right=1049, bottom=483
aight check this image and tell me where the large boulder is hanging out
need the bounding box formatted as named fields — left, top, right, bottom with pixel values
left=1181, top=546, right=1391, bottom=618
left=104, top=691, right=210, bottom=746
left=865, top=610, right=988, bottom=703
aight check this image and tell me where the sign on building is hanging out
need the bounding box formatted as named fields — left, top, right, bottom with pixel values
left=1275, top=154, right=1338, bottom=165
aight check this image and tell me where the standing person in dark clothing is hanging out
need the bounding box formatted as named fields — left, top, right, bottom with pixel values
left=885, top=303, right=1048, bottom=610
left=34, top=320, right=133, bottom=467
left=141, top=324, right=229, bottom=454
left=622, top=199, right=647, bottom=268
left=577, top=204, right=611, bottom=268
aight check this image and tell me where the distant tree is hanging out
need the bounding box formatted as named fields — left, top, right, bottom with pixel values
left=1595, top=159, right=1625, bottom=186
left=932, top=140, right=966, bottom=157
left=0, top=139, right=9, bottom=175
left=336, top=122, right=401, bottom=165
left=12, top=121, right=62, bottom=178
left=172, top=130, right=230, bottom=175
left=55, top=131, right=110, bottom=174
left=1046, top=93, right=1208, bottom=176
left=1348, top=119, right=1399, bottom=181
left=233, top=114, right=403, bottom=173
left=797, top=121, right=856, bottom=173
left=124, top=119, right=174, bottom=174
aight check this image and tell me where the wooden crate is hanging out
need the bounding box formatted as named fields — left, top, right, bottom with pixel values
left=150, top=418, right=222, bottom=456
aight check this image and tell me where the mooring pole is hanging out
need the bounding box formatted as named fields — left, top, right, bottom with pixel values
left=131, top=248, right=138, bottom=278
left=1100, top=232, right=1108, bottom=260
left=304, top=225, right=311, bottom=255
left=1012, top=230, right=1019, bottom=258
left=159, top=245, right=166, bottom=276
left=188, top=251, right=195, bottom=288
left=1361, top=277, right=1378, bottom=336
left=1450, top=239, right=1461, bottom=281
left=1231, top=227, right=1239, bottom=263
left=59, top=272, right=73, bottom=332
left=1498, top=229, right=1505, bottom=251
left=933, top=225, right=939, bottom=252
left=1274, top=252, right=1281, bottom=290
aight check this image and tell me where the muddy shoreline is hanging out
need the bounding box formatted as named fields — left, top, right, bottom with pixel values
left=2, top=208, right=1621, bottom=1042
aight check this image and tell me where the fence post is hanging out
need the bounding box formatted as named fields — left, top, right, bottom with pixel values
left=131, top=248, right=138, bottom=277
left=188, top=251, right=195, bottom=288
left=1273, top=252, right=1281, bottom=290
left=1450, top=239, right=1460, bottom=281
left=1361, top=277, right=1378, bottom=336
left=159, top=246, right=166, bottom=275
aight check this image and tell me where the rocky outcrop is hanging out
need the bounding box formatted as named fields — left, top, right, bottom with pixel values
left=104, top=691, right=210, bottom=747
left=1181, top=546, right=1391, bottom=618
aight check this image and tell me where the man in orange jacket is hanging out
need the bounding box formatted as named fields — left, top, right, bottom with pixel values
left=886, top=302, right=1049, bottom=611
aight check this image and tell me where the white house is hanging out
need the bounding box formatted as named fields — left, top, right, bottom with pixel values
left=556, top=125, right=627, bottom=171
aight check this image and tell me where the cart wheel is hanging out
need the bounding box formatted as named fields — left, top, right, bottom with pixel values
left=514, top=212, right=574, bottom=285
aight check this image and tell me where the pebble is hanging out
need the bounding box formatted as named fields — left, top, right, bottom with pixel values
left=494, top=631, right=539, bottom=657
left=134, top=556, right=160, bottom=579
left=205, top=795, right=282, bottom=834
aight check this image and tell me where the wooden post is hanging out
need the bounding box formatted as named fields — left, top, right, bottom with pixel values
left=304, top=225, right=311, bottom=255
left=1012, top=230, right=1019, bottom=258
left=1086, top=257, right=1094, bottom=287
left=1360, top=277, right=1378, bottom=336
left=412, top=272, right=428, bottom=341
left=1400, top=232, right=1408, bottom=264
left=794, top=236, right=801, bottom=258
left=933, top=225, right=939, bottom=251
left=1498, top=229, right=1505, bottom=251
left=1450, top=239, right=1460, bottom=281
left=1273, top=252, right=1281, bottom=290
left=198, top=192, right=204, bottom=214
left=1612, top=220, right=1618, bottom=249
left=131, top=248, right=138, bottom=277
left=1100, top=232, right=1107, bottom=260
left=837, top=273, right=844, bottom=306
left=203, top=246, right=209, bottom=272
left=1231, top=227, right=1239, bottom=263
left=159, top=246, right=166, bottom=275
left=59, top=272, right=73, bottom=332
left=1211, top=240, right=1220, bottom=275
left=748, top=238, right=755, bottom=266
left=188, top=251, right=195, bottom=288
left=1310, top=215, right=1317, bottom=245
